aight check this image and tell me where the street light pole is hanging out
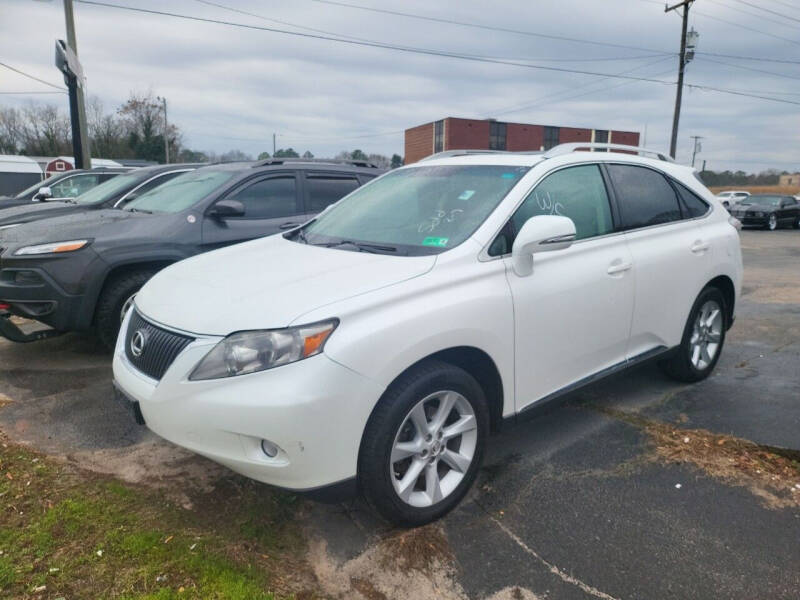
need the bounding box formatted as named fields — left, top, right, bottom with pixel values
left=690, top=135, right=703, bottom=167
left=62, top=0, right=91, bottom=169
left=666, top=0, right=694, bottom=160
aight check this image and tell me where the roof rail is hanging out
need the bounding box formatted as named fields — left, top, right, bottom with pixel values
left=419, top=149, right=512, bottom=162
left=543, top=143, right=674, bottom=162
left=253, top=158, right=379, bottom=168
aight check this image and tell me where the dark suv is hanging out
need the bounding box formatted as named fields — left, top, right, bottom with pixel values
left=0, top=167, right=130, bottom=210
left=0, top=164, right=203, bottom=230
left=0, top=159, right=382, bottom=347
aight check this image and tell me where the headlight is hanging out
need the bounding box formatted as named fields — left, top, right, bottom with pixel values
left=0, top=223, right=21, bottom=231
left=14, top=239, right=90, bottom=256
left=190, top=319, right=338, bottom=380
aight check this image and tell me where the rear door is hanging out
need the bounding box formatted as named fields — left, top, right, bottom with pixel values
left=201, top=172, right=302, bottom=248
left=606, top=163, right=713, bottom=358
left=300, top=171, right=361, bottom=220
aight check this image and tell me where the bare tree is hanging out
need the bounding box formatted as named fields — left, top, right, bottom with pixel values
left=17, top=103, right=71, bottom=156
left=0, top=107, right=22, bottom=154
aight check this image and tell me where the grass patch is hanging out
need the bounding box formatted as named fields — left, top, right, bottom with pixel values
left=0, top=433, right=307, bottom=598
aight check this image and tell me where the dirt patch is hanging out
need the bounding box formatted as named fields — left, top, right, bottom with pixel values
left=307, top=524, right=465, bottom=600
left=599, top=407, right=800, bottom=509
left=709, top=185, right=800, bottom=195
left=0, top=393, right=12, bottom=408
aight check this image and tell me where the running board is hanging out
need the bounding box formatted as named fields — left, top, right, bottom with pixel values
left=513, top=346, right=672, bottom=421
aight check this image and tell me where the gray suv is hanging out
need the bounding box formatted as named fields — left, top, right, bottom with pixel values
left=0, top=159, right=382, bottom=348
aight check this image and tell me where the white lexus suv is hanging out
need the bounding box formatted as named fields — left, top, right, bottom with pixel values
left=113, top=144, right=743, bottom=526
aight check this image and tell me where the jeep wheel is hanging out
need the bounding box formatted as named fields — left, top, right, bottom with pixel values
left=95, top=269, right=157, bottom=350
left=358, top=360, right=489, bottom=527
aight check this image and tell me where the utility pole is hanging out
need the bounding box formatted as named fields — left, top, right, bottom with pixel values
left=158, top=96, right=169, bottom=164
left=690, top=135, right=703, bottom=167
left=665, top=0, right=694, bottom=160
left=273, top=132, right=276, bottom=155
left=60, top=0, right=91, bottom=169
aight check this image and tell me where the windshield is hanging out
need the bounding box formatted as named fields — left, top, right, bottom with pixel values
left=124, top=169, right=236, bottom=214
left=73, top=173, right=140, bottom=205
left=300, top=165, right=530, bottom=255
left=741, top=196, right=782, bottom=206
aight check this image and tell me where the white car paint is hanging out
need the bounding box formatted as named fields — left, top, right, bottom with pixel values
left=113, top=148, right=743, bottom=494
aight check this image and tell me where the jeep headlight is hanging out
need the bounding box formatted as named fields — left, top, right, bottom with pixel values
left=14, top=239, right=90, bottom=256
left=189, top=319, right=338, bottom=380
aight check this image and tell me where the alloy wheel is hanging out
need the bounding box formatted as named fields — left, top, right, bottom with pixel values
left=390, top=390, right=478, bottom=508
left=689, top=300, right=723, bottom=370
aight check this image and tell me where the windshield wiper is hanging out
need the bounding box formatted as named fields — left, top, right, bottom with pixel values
left=125, top=207, right=153, bottom=214
left=314, top=239, right=400, bottom=254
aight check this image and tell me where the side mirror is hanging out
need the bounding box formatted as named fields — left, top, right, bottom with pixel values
left=208, top=199, right=245, bottom=219
left=33, top=186, right=52, bottom=202
left=511, top=215, right=576, bottom=277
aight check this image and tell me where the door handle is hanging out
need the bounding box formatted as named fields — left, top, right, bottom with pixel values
left=690, top=240, right=710, bottom=254
left=279, top=222, right=300, bottom=230
left=607, top=261, right=633, bottom=275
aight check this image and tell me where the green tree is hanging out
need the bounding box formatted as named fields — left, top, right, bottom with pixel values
left=350, top=149, right=368, bottom=161
left=302, top=150, right=314, bottom=159
left=258, top=151, right=271, bottom=160
left=273, top=148, right=299, bottom=158
left=391, top=154, right=403, bottom=169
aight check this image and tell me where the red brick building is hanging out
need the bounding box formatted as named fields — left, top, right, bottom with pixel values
left=405, top=117, right=640, bottom=164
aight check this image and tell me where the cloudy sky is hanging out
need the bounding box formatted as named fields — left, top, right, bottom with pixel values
left=2, top=0, right=799, bottom=171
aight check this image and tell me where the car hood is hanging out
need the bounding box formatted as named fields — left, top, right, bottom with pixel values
left=136, top=234, right=437, bottom=335
left=0, top=208, right=143, bottom=246
left=0, top=200, right=80, bottom=226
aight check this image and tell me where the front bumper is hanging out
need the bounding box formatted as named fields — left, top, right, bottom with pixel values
left=731, top=213, right=769, bottom=227
left=112, top=309, right=385, bottom=491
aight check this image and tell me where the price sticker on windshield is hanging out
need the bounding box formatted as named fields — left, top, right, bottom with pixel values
left=422, top=237, right=449, bottom=247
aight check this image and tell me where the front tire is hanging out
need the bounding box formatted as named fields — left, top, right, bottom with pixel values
left=659, top=287, right=726, bottom=383
left=95, top=269, right=157, bottom=350
left=767, top=214, right=778, bottom=230
left=358, top=360, right=489, bottom=527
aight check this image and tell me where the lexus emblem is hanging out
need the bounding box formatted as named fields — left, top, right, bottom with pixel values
left=130, top=329, right=147, bottom=357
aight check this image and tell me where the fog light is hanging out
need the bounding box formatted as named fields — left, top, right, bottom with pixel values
left=260, top=439, right=279, bottom=458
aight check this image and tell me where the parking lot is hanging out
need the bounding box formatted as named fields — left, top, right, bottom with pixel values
left=1, top=229, right=798, bottom=599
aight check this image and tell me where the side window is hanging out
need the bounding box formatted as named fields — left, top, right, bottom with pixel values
left=606, top=164, right=681, bottom=229
left=305, top=175, right=360, bottom=213
left=50, top=174, right=100, bottom=198
left=123, top=172, right=182, bottom=204
left=783, top=197, right=797, bottom=206
left=511, top=164, right=614, bottom=242
left=674, top=181, right=710, bottom=218
left=227, top=176, right=298, bottom=219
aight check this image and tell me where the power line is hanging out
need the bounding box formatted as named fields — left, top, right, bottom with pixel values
left=0, top=61, right=66, bottom=91
left=729, top=0, right=800, bottom=24
left=686, top=83, right=800, bottom=106
left=706, top=0, right=800, bottom=31
left=308, top=0, right=676, bottom=55
left=692, top=8, right=800, bottom=46
left=0, top=91, right=68, bottom=95
left=699, top=56, right=800, bottom=82
left=695, top=52, right=800, bottom=65
left=488, top=56, right=674, bottom=117
left=194, top=0, right=671, bottom=64
left=763, top=0, right=800, bottom=14
left=72, top=1, right=678, bottom=85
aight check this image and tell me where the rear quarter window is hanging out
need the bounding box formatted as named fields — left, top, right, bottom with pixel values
left=607, top=164, right=682, bottom=229
left=673, top=181, right=710, bottom=218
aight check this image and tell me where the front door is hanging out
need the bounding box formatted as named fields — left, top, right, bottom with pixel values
left=503, top=164, right=635, bottom=412
left=202, top=172, right=303, bottom=249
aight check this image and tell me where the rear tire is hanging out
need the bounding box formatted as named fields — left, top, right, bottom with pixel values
left=659, top=287, right=726, bottom=383
left=358, top=360, right=489, bottom=527
left=95, top=269, right=157, bottom=350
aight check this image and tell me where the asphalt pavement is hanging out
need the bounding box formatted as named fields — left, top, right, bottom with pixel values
left=1, top=229, right=798, bottom=599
